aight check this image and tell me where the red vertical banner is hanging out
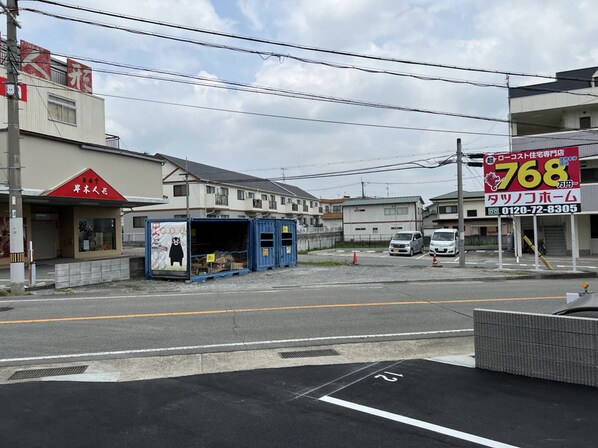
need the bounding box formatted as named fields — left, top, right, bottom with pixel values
left=67, top=58, right=93, bottom=93
left=20, top=40, right=52, bottom=80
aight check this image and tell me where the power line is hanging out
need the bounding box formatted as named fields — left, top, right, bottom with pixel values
left=25, top=0, right=594, bottom=85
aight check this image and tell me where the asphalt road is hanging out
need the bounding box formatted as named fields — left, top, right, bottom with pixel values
left=0, top=278, right=583, bottom=366
left=2, top=357, right=596, bottom=447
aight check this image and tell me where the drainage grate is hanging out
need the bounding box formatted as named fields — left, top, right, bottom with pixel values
left=8, top=365, right=88, bottom=381
left=279, top=348, right=340, bottom=359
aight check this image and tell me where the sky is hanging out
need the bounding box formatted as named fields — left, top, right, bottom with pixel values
left=6, top=0, right=598, bottom=203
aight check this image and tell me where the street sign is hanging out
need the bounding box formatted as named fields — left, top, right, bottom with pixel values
left=484, top=147, right=581, bottom=216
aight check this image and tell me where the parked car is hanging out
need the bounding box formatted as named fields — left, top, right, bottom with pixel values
left=388, top=231, right=423, bottom=256
left=553, top=284, right=598, bottom=318
left=429, top=228, right=459, bottom=256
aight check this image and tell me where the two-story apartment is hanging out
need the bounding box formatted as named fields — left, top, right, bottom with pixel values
left=0, top=40, right=164, bottom=263
left=123, top=154, right=321, bottom=241
left=320, top=197, right=353, bottom=229
left=341, top=196, right=424, bottom=242
left=429, top=191, right=512, bottom=237
left=509, top=66, right=598, bottom=256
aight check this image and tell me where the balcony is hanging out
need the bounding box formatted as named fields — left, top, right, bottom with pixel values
left=205, top=194, right=229, bottom=209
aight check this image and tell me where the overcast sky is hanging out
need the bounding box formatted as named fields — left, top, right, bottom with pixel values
left=7, top=0, right=598, bottom=203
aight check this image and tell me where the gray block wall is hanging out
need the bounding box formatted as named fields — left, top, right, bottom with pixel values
left=55, top=258, right=130, bottom=289
left=474, top=309, right=598, bottom=387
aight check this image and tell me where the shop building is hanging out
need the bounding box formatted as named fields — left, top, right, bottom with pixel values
left=0, top=41, right=165, bottom=264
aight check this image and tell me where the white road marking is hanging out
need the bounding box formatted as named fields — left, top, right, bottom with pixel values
left=319, top=396, right=519, bottom=448
left=0, top=329, right=472, bottom=364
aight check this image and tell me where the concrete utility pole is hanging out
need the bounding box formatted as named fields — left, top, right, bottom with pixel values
left=457, top=138, right=465, bottom=267
left=5, top=0, right=25, bottom=295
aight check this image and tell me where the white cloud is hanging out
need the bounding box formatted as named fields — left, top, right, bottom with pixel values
left=9, top=0, right=598, bottom=200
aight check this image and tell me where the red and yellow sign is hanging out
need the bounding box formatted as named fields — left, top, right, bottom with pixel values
left=46, top=168, right=125, bottom=201
left=484, top=147, right=581, bottom=215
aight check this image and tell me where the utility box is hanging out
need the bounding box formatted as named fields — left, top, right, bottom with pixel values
left=276, top=219, right=297, bottom=268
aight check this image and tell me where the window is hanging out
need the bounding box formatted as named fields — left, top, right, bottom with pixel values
left=580, top=116, right=592, bottom=129
left=220, top=214, right=229, bottom=219
left=206, top=186, right=215, bottom=194
left=332, top=205, right=342, bottom=213
left=173, top=184, right=187, bottom=197
left=48, top=94, right=76, bottom=125
left=219, top=187, right=229, bottom=196
left=373, top=227, right=378, bottom=233
left=591, top=215, right=598, bottom=238
left=248, top=192, right=255, bottom=199
left=384, top=207, right=408, bottom=215
left=261, top=194, right=268, bottom=201
left=78, top=218, right=116, bottom=252
left=132, top=216, right=147, bottom=228
left=354, top=208, right=366, bottom=212
left=439, top=205, right=458, bottom=214
left=467, top=210, right=478, bottom=217
left=281, top=197, right=286, bottom=205
left=581, top=167, right=598, bottom=183
left=237, top=190, right=245, bottom=200
left=174, top=214, right=187, bottom=219
left=355, top=227, right=366, bottom=231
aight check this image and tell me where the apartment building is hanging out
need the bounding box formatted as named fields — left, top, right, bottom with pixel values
left=509, top=66, right=598, bottom=256
left=123, top=154, right=322, bottom=241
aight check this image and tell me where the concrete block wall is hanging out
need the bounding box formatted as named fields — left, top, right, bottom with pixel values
left=55, top=258, right=130, bottom=289
left=474, top=309, right=598, bottom=387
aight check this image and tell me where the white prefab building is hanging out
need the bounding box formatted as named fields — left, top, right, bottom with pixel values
left=342, top=196, right=424, bottom=242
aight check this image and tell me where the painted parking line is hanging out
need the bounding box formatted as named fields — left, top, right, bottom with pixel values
left=319, top=396, right=518, bottom=448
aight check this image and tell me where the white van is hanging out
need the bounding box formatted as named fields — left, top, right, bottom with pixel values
left=429, top=229, right=459, bottom=256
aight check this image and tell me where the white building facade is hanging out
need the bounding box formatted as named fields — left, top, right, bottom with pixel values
left=123, top=154, right=322, bottom=241
left=342, top=196, right=424, bottom=242
left=509, top=66, right=598, bottom=256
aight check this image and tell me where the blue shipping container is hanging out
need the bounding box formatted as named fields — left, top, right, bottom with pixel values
left=252, top=219, right=277, bottom=271
left=276, top=219, right=297, bottom=268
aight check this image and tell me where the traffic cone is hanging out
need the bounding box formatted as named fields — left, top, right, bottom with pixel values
left=432, top=253, right=440, bottom=267
left=351, top=251, right=359, bottom=265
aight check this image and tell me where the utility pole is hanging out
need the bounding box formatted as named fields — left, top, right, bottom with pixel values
left=5, top=0, right=25, bottom=294
left=361, top=179, right=365, bottom=198
left=457, top=138, right=465, bottom=267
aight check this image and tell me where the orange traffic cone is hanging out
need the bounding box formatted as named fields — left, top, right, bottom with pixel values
left=351, top=251, right=359, bottom=265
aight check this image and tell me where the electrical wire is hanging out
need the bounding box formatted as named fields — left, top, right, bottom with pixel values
left=25, top=0, right=598, bottom=87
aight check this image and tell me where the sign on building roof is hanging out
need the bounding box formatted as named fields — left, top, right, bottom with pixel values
left=483, top=147, right=581, bottom=216
left=46, top=168, right=125, bottom=201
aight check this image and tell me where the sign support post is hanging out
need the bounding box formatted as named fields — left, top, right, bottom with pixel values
left=571, top=213, right=577, bottom=272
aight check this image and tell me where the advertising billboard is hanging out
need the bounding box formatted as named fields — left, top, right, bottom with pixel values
left=149, top=221, right=188, bottom=276
left=484, top=147, right=581, bottom=216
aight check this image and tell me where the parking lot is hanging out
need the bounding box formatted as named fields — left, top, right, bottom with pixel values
left=2, top=355, right=596, bottom=447
left=310, top=248, right=598, bottom=272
